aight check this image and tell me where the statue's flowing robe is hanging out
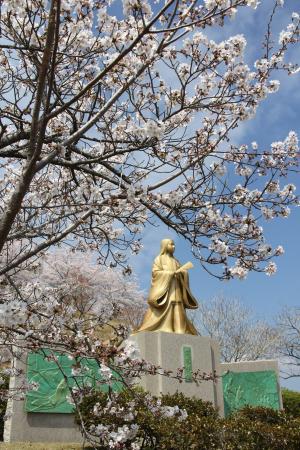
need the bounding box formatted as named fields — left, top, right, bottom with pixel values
left=135, top=254, right=198, bottom=335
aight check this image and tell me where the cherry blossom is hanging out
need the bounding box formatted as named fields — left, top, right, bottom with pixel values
left=0, top=0, right=298, bottom=282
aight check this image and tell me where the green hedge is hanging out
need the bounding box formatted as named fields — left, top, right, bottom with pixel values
left=75, top=390, right=300, bottom=450
left=282, top=388, right=300, bottom=418
left=224, top=406, right=300, bottom=450
left=75, top=390, right=221, bottom=449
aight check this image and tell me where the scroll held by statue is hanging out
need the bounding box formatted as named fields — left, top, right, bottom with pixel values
left=177, top=261, right=194, bottom=272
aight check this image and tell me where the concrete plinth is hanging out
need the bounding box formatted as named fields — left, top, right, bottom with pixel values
left=221, top=359, right=283, bottom=413
left=4, top=357, right=83, bottom=443
left=5, top=333, right=224, bottom=442
left=130, top=331, right=224, bottom=416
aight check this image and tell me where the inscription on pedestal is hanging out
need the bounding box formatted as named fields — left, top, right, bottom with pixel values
left=183, top=346, right=192, bottom=382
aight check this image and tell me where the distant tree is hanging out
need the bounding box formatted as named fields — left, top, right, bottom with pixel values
left=119, top=303, right=147, bottom=331
left=0, top=249, right=145, bottom=361
left=278, top=308, right=300, bottom=378
left=194, top=295, right=281, bottom=362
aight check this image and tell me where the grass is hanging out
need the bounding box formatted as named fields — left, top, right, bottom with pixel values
left=0, top=444, right=93, bottom=450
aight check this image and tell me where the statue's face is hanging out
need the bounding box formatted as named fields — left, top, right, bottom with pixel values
left=166, top=240, right=175, bottom=255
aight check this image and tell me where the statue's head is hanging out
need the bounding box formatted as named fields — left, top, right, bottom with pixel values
left=160, top=238, right=175, bottom=256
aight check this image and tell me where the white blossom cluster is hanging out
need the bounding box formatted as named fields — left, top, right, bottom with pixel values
left=88, top=389, right=188, bottom=448
left=89, top=422, right=140, bottom=449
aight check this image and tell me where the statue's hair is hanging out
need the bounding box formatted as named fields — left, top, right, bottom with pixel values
left=159, top=238, right=174, bottom=255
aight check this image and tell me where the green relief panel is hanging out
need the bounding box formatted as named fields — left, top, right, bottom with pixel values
left=222, top=370, right=280, bottom=417
left=183, top=346, right=192, bottom=382
left=25, top=349, right=123, bottom=414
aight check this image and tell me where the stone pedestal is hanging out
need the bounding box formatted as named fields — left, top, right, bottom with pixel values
left=221, top=359, right=283, bottom=415
left=130, top=331, right=224, bottom=416
left=4, top=356, right=83, bottom=443
left=4, top=333, right=224, bottom=442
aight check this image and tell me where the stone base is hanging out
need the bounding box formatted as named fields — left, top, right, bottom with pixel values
left=221, top=359, right=283, bottom=412
left=5, top=334, right=224, bottom=442
left=130, top=331, right=224, bottom=416
left=4, top=357, right=83, bottom=443
left=6, top=333, right=258, bottom=442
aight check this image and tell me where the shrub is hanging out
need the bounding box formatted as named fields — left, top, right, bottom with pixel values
left=282, top=388, right=300, bottom=418
left=75, top=389, right=221, bottom=450
left=223, top=406, right=300, bottom=450
left=233, top=405, right=287, bottom=425
left=75, top=391, right=300, bottom=450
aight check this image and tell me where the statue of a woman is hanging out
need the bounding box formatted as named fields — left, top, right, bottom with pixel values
left=134, top=239, right=198, bottom=335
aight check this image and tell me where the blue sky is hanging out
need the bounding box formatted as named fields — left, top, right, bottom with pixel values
left=130, top=0, right=300, bottom=390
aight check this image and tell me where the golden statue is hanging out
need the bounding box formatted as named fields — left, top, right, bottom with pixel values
left=134, top=239, right=198, bottom=335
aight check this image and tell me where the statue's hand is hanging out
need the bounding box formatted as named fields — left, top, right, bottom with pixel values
left=165, top=270, right=176, bottom=276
